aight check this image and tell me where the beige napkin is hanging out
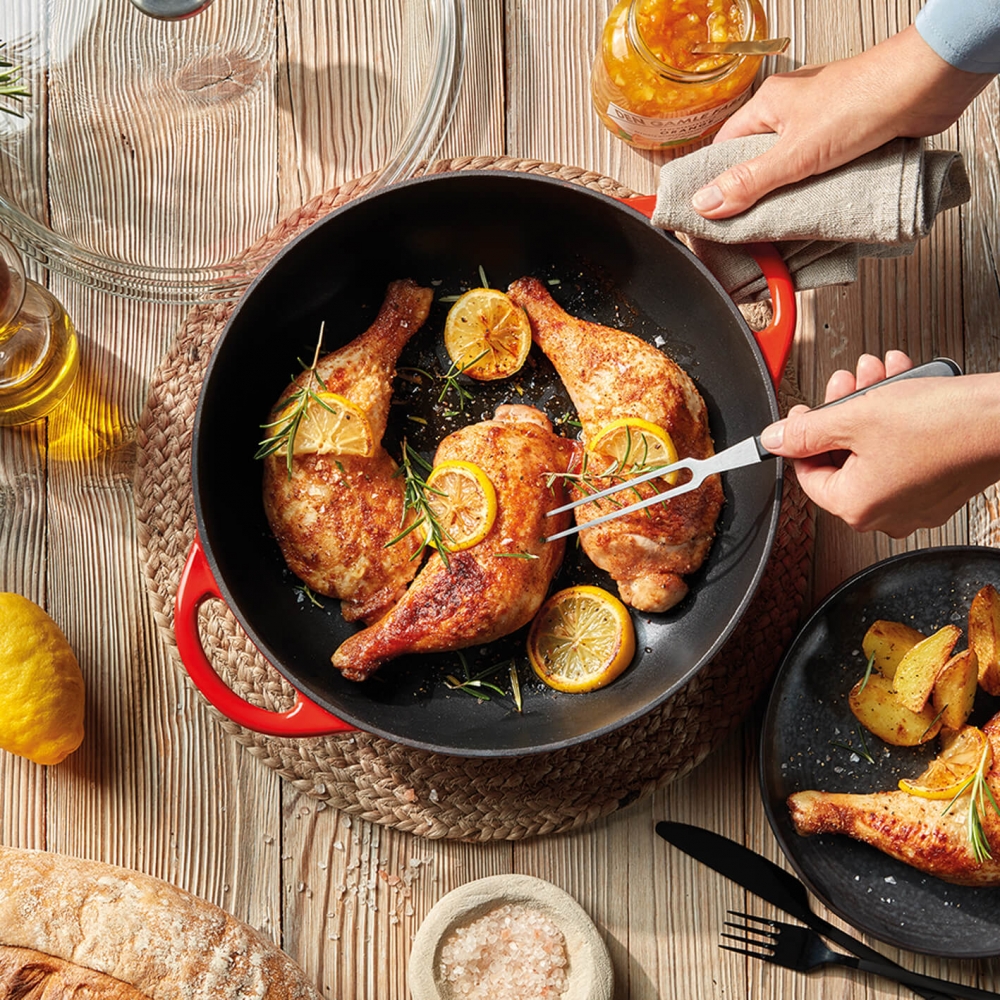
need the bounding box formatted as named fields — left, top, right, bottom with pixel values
left=651, top=134, right=971, bottom=302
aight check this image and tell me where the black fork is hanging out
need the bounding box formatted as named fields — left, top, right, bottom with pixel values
left=721, top=912, right=1000, bottom=1000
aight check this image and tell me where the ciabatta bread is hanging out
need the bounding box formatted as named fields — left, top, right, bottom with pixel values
left=0, top=847, right=322, bottom=1000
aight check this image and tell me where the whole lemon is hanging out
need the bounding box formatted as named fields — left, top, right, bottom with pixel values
left=0, top=593, right=85, bottom=765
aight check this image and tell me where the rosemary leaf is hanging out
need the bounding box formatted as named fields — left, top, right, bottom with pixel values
left=294, top=584, right=324, bottom=608
left=255, top=322, right=327, bottom=478
left=0, top=45, right=29, bottom=118
left=445, top=654, right=522, bottom=706
left=510, top=661, right=523, bottom=713
left=387, top=439, right=450, bottom=568
left=437, top=350, right=488, bottom=412
left=858, top=650, right=876, bottom=692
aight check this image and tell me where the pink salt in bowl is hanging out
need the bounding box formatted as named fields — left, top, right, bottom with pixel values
left=408, top=874, right=613, bottom=1000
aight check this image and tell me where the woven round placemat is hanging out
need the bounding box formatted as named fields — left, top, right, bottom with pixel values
left=135, top=156, right=814, bottom=842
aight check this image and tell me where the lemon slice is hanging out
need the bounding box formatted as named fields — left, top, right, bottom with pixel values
left=587, top=417, right=679, bottom=483
left=424, top=459, right=498, bottom=552
left=527, top=585, right=636, bottom=693
left=275, top=391, right=374, bottom=458
left=899, top=726, right=993, bottom=800
left=443, top=288, right=532, bottom=381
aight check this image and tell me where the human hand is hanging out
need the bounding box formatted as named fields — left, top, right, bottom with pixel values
left=759, top=353, right=1000, bottom=537
left=692, top=26, right=992, bottom=219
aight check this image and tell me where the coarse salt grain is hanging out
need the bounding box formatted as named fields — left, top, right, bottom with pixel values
left=438, top=902, right=569, bottom=999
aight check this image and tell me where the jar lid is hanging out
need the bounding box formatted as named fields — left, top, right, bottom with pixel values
left=0, top=0, right=463, bottom=304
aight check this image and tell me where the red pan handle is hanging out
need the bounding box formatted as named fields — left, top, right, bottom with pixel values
left=621, top=194, right=795, bottom=387
left=175, top=536, right=355, bottom=737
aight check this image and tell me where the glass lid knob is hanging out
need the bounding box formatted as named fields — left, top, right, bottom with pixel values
left=129, top=0, right=217, bottom=18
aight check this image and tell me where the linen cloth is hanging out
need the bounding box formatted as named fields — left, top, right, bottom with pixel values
left=651, top=134, right=971, bottom=302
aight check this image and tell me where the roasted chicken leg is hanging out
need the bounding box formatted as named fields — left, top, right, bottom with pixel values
left=332, top=405, right=574, bottom=682
left=262, top=279, right=433, bottom=624
left=788, top=713, right=1000, bottom=886
left=507, top=276, right=723, bottom=613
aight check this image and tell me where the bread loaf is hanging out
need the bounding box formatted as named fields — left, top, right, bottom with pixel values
left=0, top=847, right=322, bottom=1000
left=0, top=943, right=150, bottom=998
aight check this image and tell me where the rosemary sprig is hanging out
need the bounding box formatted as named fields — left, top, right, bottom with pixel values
left=385, top=439, right=451, bottom=567
left=943, top=743, right=1000, bottom=863
left=255, top=323, right=327, bottom=477
left=437, top=350, right=488, bottom=416
left=829, top=724, right=875, bottom=764
left=294, top=584, right=324, bottom=608
left=0, top=44, right=29, bottom=118
left=546, top=437, right=669, bottom=513
left=445, top=653, right=522, bottom=710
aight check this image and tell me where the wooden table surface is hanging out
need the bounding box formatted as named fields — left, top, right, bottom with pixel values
left=2, top=1, right=999, bottom=997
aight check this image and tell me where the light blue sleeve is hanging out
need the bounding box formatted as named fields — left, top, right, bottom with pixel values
left=915, top=0, right=1000, bottom=74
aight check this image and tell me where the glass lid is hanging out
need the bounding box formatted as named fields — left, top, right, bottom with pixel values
left=0, top=0, right=464, bottom=303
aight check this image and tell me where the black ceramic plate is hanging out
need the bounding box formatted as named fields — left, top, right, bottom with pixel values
left=761, top=545, right=1000, bottom=958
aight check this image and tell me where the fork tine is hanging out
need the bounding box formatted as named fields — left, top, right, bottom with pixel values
left=721, top=930, right=776, bottom=947
left=727, top=910, right=779, bottom=926
left=723, top=923, right=778, bottom=940
left=718, top=943, right=780, bottom=964
left=723, top=912, right=779, bottom=939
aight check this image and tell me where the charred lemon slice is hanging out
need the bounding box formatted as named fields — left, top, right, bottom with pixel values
left=587, top=417, right=678, bottom=482
left=527, top=585, right=635, bottom=693
left=424, top=459, right=498, bottom=552
left=899, top=726, right=992, bottom=800
left=273, top=391, right=374, bottom=458
left=443, top=288, right=532, bottom=380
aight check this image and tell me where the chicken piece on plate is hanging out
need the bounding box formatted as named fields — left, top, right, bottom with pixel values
left=332, top=405, right=574, bottom=682
left=787, top=712, right=1000, bottom=887
left=262, top=279, right=433, bottom=624
left=507, top=276, right=723, bottom=613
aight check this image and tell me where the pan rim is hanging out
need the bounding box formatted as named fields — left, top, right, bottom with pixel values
left=190, top=169, right=784, bottom=756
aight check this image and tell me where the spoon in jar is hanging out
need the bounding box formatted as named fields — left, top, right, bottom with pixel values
left=690, top=36, right=790, bottom=55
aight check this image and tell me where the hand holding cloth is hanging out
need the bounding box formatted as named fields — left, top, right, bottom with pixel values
left=651, top=134, right=970, bottom=302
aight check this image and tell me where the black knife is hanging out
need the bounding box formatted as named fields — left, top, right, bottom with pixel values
left=655, top=821, right=958, bottom=1000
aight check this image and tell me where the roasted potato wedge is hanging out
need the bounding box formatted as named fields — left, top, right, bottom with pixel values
left=849, top=674, right=942, bottom=746
left=862, top=619, right=926, bottom=680
left=891, top=624, right=962, bottom=713
left=969, top=583, right=1000, bottom=696
left=931, top=648, right=979, bottom=730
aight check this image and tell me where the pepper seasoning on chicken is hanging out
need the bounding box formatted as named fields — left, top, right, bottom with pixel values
left=332, top=405, right=574, bottom=682
left=261, top=279, right=433, bottom=624
left=507, top=276, right=723, bottom=613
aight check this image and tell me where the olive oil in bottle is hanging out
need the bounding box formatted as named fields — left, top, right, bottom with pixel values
left=0, top=235, right=79, bottom=427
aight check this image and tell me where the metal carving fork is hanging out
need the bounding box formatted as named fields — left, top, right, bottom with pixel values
left=544, top=357, right=961, bottom=542
left=721, top=912, right=999, bottom=1000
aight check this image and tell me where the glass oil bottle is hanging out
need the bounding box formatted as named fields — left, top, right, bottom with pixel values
left=0, top=233, right=79, bottom=426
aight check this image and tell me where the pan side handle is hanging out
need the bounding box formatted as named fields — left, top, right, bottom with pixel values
left=175, top=536, right=355, bottom=737
left=621, top=195, right=796, bottom=388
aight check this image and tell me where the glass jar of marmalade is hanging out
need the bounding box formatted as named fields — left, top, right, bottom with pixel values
left=591, top=0, right=767, bottom=150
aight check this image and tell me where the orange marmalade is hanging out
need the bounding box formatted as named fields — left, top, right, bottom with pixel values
left=591, top=0, right=767, bottom=149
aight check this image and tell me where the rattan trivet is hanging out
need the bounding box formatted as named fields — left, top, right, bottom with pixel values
left=135, top=156, right=814, bottom=841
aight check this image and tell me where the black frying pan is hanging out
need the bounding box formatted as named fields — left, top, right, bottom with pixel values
left=176, top=170, right=794, bottom=756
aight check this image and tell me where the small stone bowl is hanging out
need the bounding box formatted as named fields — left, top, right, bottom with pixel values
left=408, top=874, right=614, bottom=1000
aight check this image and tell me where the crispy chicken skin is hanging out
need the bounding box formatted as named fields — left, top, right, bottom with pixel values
left=262, top=279, right=433, bottom=624
left=507, top=276, right=723, bottom=613
left=788, top=712, right=1000, bottom=886
left=332, top=405, right=574, bottom=682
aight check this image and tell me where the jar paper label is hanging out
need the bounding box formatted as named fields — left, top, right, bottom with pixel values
left=606, top=90, right=751, bottom=145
